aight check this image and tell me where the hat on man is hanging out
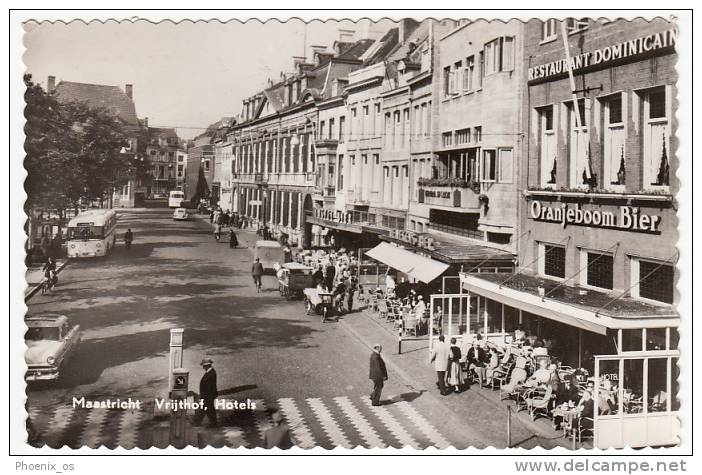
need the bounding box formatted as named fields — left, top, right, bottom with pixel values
left=200, top=358, right=213, bottom=367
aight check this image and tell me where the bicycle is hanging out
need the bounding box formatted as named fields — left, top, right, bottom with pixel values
left=40, top=271, right=57, bottom=295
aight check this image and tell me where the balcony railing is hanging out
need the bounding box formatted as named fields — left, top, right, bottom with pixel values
left=233, top=172, right=316, bottom=187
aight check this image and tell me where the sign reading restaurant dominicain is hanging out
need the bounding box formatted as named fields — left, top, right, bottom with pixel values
left=528, top=28, right=677, bottom=82
left=529, top=200, right=662, bottom=233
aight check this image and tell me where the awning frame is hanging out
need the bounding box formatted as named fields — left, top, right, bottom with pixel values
left=459, top=273, right=679, bottom=333
left=365, top=242, right=449, bottom=284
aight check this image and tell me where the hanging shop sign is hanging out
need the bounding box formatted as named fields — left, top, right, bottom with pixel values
left=529, top=200, right=662, bottom=234
left=528, top=29, right=677, bottom=83
left=388, top=229, right=437, bottom=251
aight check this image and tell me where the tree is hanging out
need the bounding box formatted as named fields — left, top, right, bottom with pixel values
left=24, top=74, right=131, bottom=211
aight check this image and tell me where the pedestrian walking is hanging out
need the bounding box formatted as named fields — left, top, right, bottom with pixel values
left=430, top=335, right=451, bottom=396
left=229, top=229, right=238, bottom=248
left=214, top=223, right=222, bottom=241
left=324, top=261, right=336, bottom=291
left=312, top=264, right=324, bottom=289
left=124, top=228, right=133, bottom=249
left=252, top=257, right=264, bottom=292
left=447, top=337, right=464, bottom=393
left=346, top=275, right=358, bottom=313
left=193, top=358, right=218, bottom=428
left=369, top=344, right=388, bottom=406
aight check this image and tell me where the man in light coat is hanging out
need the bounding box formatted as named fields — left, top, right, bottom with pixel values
left=430, top=335, right=451, bottom=396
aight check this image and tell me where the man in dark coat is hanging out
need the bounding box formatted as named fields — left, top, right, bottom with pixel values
left=193, top=358, right=218, bottom=427
left=312, top=265, right=324, bottom=288
left=252, top=257, right=264, bottom=291
left=369, top=344, right=388, bottom=406
left=324, top=262, right=336, bottom=291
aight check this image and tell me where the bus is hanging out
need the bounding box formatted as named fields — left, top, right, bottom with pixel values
left=169, top=190, right=185, bottom=208
left=66, top=209, right=118, bottom=258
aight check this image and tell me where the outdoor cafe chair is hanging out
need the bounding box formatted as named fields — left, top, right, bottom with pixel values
left=498, top=356, right=528, bottom=400
left=524, top=386, right=554, bottom=421
left=576, top=417, right=595, bottom=442
left=403, top=315, right=420, bottom=337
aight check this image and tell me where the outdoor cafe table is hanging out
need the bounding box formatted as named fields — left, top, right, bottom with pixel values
left=552, top=405, right=581, bottom=448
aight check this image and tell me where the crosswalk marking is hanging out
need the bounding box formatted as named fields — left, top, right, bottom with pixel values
left=277, top=398, right=316, bottom=449
left=361, top=398, right=419, bottom=447
left=43, top=406, right=74, bottom=448
left=251, top=399, right=270, bottom=446
left=334, top=396, right=386, bottom=448
left=77, top=408, right=108, bottom=448
left=116, top=409, right=141, bottom=448
left=394, top=400, right=451, bottom=449
left=29, top=395, right=450, bottom=450
left=307, top=398, right=352, bottom=448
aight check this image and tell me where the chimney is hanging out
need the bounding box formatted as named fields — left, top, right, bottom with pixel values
left=338, top=29, right=355, bottom=43
left=125, top=84, right=133, bottom=100
left=399, top=19, right=419, bottom=43
left=292, top=56, right=307, bottom=72
left=310, top=45, right=327, bottom=65
left=47, top=75, right=55, bottom=94
left=143, top=117, right=148, bottom=127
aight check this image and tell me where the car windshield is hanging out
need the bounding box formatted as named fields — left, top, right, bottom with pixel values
left=25, top=327, right=61, bottom=341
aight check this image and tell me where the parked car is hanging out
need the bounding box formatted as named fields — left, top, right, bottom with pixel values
left=172, top=207, right=189, bottom=221
left=25, top=314, right=80, bottom=381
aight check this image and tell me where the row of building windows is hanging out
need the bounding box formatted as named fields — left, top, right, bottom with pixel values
left=317, top=100, right=432, bottom=146
left=536, top=86, right=671, bottom=191
left=443, top=36, right=515, bottom=98
left=435, top=146, right=513, bottom=184
left=442, top=126, right=482, bottom=147
left=347, top=102, right=383, bottom=141
left=318, top=116, right=346, bottom=143
left=538, top=242, right=674, bottom=304
left=541, top=18, right=590, bottom=43
left=234, top=133, right=314, bottom=175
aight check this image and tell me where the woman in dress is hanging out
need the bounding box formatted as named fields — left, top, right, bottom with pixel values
left=447, top=337, right=464, bottom=393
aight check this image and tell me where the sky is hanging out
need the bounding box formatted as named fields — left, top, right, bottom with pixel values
left=23, top=18, right=396, bottom=140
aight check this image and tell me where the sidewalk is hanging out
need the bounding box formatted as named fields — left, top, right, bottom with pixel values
left=339, top=301, right=590, bottom=449
left=24, top=259, right=69, bottom=301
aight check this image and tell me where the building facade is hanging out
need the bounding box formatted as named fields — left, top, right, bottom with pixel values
left=145, top=127, right=180, bottom=197
left=185, top=133, right=215, bottom=202
left=229, top=33, right=381, bottom=247
left=459, top=17, right=679, bottom=449
left=176, top=148, right=188, bottom=191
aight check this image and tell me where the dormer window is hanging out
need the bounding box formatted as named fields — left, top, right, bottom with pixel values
left=286, top=84, right=293, bottom=106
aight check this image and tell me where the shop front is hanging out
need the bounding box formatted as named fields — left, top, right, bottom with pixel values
left=455, top=271, right=679, bottom=448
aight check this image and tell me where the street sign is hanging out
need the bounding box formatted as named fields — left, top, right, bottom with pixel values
left=249, top=200, right=262, bottom=206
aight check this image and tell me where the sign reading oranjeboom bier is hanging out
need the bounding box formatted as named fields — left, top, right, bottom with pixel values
left=529, top=200, right=662, bottom=233
left=528, top=29, right=677, bottom=83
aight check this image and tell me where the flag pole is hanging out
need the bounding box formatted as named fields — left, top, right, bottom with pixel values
left=560, top=21, right=591, bottom=181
